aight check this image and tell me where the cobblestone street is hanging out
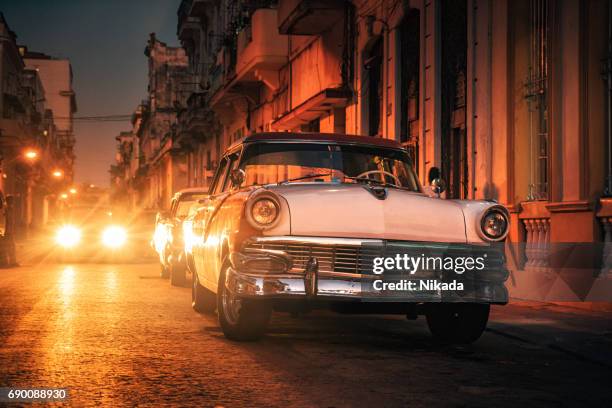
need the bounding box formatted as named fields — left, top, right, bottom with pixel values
left=0, top=262, right=611, bottom=407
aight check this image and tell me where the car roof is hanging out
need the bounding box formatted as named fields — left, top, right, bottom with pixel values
left=173, top=187, right=208, bottom=199
left=228, top=132, right=404, bottom=151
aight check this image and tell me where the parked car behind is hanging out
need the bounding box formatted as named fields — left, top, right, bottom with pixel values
left=153, top=188, right=208, bottom=285
left=187, top=133, right=509, bottom=342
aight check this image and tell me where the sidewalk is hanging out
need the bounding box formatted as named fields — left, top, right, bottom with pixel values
left=490, top=301, right=612, bottom=368
left=13, top=235, right=52, bottom=265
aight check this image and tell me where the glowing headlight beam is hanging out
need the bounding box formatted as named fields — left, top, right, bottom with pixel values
left=102, top=226, right=128, bottom=248
left=56, top=225, right=82, bottom=248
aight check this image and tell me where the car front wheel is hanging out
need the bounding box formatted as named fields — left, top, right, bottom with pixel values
left=218, top=260, right=271, bottom=341
left=425, top=303, right=490, bottom=344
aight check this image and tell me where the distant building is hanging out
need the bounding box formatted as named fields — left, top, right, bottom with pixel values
left=0, top=13, right=74, bottom=237
left=23, top=49, right=77, bottom=183
left=110, top=131, right=137, bottom=210
left=113, top=34, right=190, bottom=211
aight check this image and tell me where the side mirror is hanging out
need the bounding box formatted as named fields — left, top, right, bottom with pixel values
left=428, top=166, right=440, bottom=184
left=427, top=167, right=446, bottom=197
left=430, top=178, right=447, bottom=197
left=229, top=168, right=245, bottom=188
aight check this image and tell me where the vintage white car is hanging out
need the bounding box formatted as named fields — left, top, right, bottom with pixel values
left=186, top=133, right=509, bottom=342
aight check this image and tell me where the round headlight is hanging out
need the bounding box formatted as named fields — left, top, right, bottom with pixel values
left=251, top=198, right=279, bottom=226
left=246, top=192, right=282, bottom=230
left=480, top=208, right=509, bottom=241
left=56, top=225, right=81, bottom=248
left=102, top=226, right=128, bottom=248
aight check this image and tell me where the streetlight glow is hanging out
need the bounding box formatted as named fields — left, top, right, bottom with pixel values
left=24, top=150, right=38, bottom=160
left=60, top=193, right=69, bottom=199
left=69, top=188, right=77, bottom=195
left=52, top=170, right=64, bottom=178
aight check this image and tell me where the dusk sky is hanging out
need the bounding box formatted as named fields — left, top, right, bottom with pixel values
left=2, top=0, right=182, bottom=186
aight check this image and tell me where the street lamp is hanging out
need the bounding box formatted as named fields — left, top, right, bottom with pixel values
left=52, top=169, right=64, bottom=178
left=24, top=149, right=38, bottom=161
left=69, top=187, right=77, bottom=195
left=60, top=193, right=69, bottom=200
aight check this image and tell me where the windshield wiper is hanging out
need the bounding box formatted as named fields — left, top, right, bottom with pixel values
left=343, top=176, right=406, bottom=190
left=343, top=176, right=388, bottom=186
left=277, top=173, right=331, bottom=185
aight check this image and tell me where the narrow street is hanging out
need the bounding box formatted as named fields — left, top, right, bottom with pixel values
left=1, top=261, right=611, bottom=407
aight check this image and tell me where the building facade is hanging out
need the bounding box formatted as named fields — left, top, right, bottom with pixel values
left=112, top=1, right=612, bottom=299
left=0, top=13, right=73, bottom=237
left=112, top=34, right=190, bottom=211
left=23, top=49, right=77, bottom=184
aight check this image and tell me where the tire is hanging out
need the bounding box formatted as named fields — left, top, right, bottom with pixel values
left=217, top=260, right=271, bottom=341
left=425, top=303, right=490, bottom=344
left=160, top=263, right=169, bottom=279
left=192, top=270, right=216, bottom=314
left=170, top=252, right=187, bottom=287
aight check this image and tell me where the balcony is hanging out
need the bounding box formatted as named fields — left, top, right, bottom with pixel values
left=271, top=87, right=351, bottom=130
left=178, top=15, right=201, bottom=42
left=177, top=93, right=213, bottom=138
left=208, top=63, right=224, bottom=96
left=278, top=0, right=346, bottom=35
left=235, top=8, right=288, bottom=90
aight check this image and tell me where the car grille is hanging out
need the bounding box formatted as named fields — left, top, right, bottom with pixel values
left=242, top=240, right=380, bottom=275
left=242, top=239, right=506, bottom=277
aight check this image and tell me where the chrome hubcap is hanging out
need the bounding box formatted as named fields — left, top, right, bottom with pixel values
left=222, top=285, right=241, bottom=325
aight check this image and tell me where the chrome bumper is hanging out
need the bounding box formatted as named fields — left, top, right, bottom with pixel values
left=226, top=236, right=509, bottom=304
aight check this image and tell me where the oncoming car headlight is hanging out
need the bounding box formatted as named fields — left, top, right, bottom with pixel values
left=102, top=226, right=128, bottom=248
left=246, top=192, right=281, bottom=230
left=479, top=206, right=509, bottom=241
left=56, top=225, right=81, bottom=248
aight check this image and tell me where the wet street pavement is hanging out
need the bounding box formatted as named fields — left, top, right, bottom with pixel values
left=1, top=262, right=612, bottom=407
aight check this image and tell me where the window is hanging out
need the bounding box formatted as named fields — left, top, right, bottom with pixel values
left=175, top=195, right=208, bottom=218
left=525, top=0, right=550, bottom=200
left=363, top=37, right=384, bottom=136
left=441, top=0, right=468, bottom=199
left=211, top=156, right=229, bottom=195
left=239, top=142, right=420, bottom=191
left=221, top=151, right=241, bottom=192
left=398, top=10, right=420, bottom=144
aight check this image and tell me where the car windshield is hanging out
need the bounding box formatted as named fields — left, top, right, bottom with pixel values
left=176, top=194, right=207, bottom=217
left=239, top=142, right=420, bottom=191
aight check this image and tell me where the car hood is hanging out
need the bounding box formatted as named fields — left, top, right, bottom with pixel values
left=268, top=184, right=468, bottom=242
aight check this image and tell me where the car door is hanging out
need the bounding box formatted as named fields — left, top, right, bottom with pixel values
left=200, top=150, right=242, bottom=290
left=155, top=197, right=176, bottom=257
left=168, top=197, right=181, bottom=251
left=193, top=156, right=228, bottom=282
